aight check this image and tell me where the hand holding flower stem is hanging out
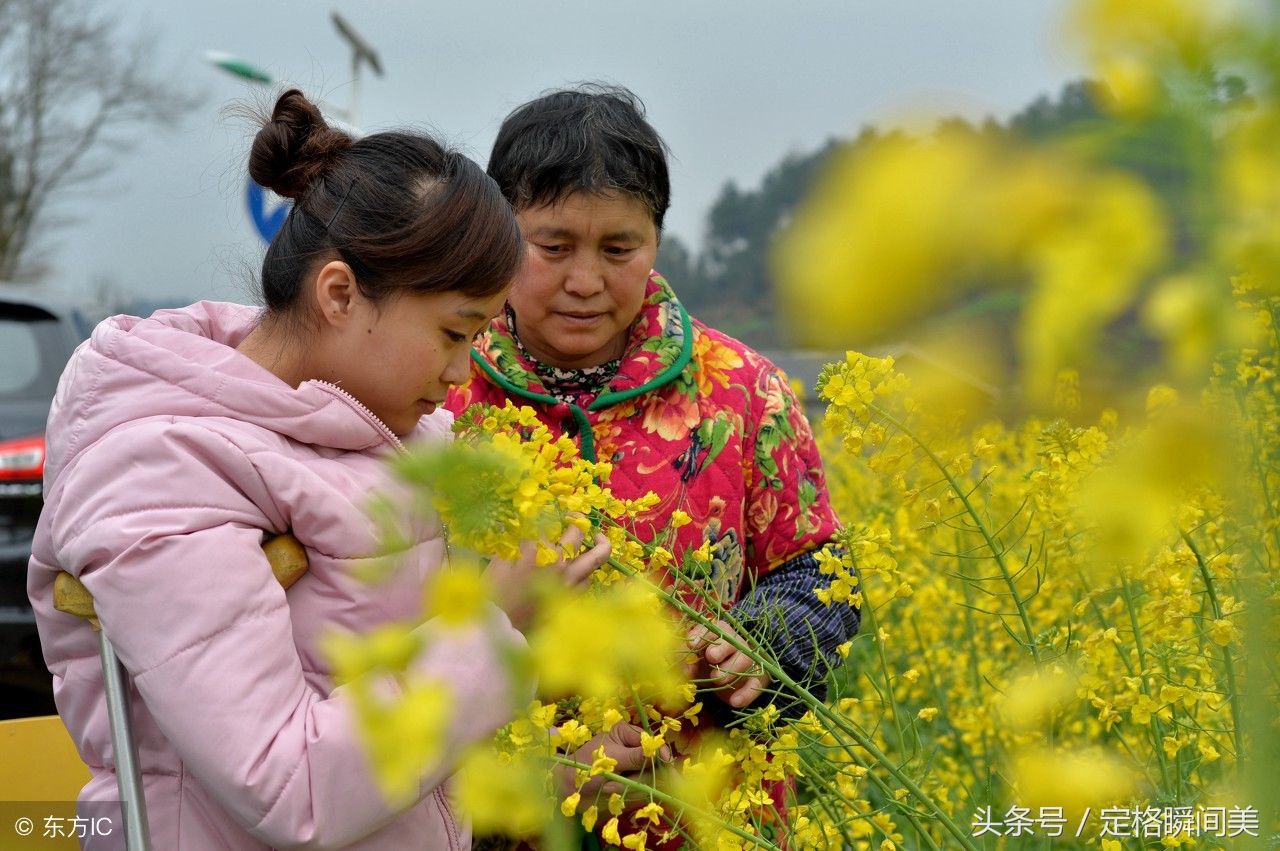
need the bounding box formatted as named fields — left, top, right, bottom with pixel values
left=487, top=524, right=611, bottom=630
left=686, top=619, right=772, bottom=708
left=600, top=547, right=980, bottom=851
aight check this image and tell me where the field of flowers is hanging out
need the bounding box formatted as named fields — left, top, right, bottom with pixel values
left=330, top=0, right=1280, bottom=848
left=803, top=333, right=1277, bottom=849
left=772, top=0, right=1280, bottom=846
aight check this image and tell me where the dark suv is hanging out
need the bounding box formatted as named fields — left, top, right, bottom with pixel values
left=1, top=290, right=91, bottom=717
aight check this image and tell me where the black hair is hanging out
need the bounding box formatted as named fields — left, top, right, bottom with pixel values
left=249, top=89, right=522, bottom=320
left=487, top=83, right=670, bottom=231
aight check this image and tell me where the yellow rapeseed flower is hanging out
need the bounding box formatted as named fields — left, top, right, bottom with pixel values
left=529, top=583, right=687, bottom=704
left=453, top=748, right=550, bottom=837
left=590, top=745, right=618, bottom=777
left=601, top=817, right=622, bottom=845
left=560, top=792, right=581, bottom=817
left=424, top=560, right=491, bottom=627
left=1012, top=747, right=1138, bottom=818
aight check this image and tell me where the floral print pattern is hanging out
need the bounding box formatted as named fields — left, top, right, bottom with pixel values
left=447, top=272, right=840, bottom=595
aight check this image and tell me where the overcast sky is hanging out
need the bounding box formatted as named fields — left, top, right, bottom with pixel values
left=40, top=0, right=1081, bottom=305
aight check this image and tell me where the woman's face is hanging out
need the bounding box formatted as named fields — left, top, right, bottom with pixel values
left=508, top=192, right=659, bottom=370
left=326, top=284, right=508, bottom=436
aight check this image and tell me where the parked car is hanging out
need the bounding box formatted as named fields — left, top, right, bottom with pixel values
left=0, top=289, right=93, bottom=718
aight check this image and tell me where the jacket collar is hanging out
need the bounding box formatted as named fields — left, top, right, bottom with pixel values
left=471, top=271, right=693, bottom=410
left=49, top=301, right=450, bottom=485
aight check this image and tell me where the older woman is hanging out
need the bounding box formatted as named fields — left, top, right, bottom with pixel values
left=447, top=85, right=857, bottom=715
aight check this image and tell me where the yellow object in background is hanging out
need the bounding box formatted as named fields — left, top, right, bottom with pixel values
left=0, top=715, right=92, bottom=849
left=0, top=714, right=89, bottom=800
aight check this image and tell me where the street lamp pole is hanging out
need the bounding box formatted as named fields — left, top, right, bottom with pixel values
left=330, top=12, right=384, bottom=130
left=203, top=12, right=384, bottom=128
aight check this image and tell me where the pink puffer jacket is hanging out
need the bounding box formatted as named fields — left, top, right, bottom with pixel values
left=27, top=301, right=524, bottom=850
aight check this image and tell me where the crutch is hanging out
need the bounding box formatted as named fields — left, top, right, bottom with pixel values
left=52, top=533, right=310, bottom=851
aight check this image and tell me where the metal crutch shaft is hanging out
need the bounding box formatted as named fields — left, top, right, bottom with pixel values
left=99, top=630, right=150, bottom=850
left=52, top=570, right=149, bottom=850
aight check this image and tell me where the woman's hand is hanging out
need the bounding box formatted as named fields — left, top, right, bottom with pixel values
left=686, top=619, right=771, bottom=709
left=486, top=523, right=611, bottom=630
left=550, top=523, right=613, bottom=587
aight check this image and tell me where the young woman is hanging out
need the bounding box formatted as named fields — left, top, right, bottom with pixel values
left=27, top=89, right=608, bottom=850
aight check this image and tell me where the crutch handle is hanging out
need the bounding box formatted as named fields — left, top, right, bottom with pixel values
left=262, top=533, right=310, bottom=590
left=53, top=570, right=98, bottom=626
left=54, top=533, right=311, bottom=624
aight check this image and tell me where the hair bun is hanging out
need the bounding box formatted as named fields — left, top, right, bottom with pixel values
left=248, top=88, right=353, bottom=199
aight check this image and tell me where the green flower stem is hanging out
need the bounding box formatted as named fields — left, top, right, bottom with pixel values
left=631, top=685, right=655, bottom=737
left=1119, top=572, right=1173, bottom=795
left=874, top=406, right=1042, bottom=665
left=605, top=556, right=983, bottom=851
left=1180, top=529, right=1244, bottom=778
left=1078, top=577, right=1139, bottom=679
left=862, top=600, right=910, bottom=754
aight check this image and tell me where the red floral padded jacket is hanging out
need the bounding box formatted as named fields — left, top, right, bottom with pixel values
left=446, top=272, right=840, bottom=604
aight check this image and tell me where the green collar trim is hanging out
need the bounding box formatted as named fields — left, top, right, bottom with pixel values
left=470, top=286, right=694, bottom=412
left=471, top=348, right=558, bottom=406
left=588, top=300, right=692, bottom=410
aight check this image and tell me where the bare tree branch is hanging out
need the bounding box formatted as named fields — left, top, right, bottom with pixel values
left=0, top=0, right=200, bottom=281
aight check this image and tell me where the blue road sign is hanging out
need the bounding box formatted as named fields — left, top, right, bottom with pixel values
left=246, top=181, right=291, bottom=243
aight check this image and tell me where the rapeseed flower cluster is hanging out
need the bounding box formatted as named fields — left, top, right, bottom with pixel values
left=395, top=401, right=619, bottom=563
left=782, top=311, right=1277, bottom=846
left=774, top=132, right=1167, bottom=405
left=337, top=398, right=868, bottom=848
left=323, top=625, right=455, bottom=803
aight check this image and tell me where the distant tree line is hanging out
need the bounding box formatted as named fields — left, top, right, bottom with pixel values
left=656, top=77, right=1249, bottom=349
